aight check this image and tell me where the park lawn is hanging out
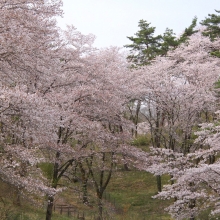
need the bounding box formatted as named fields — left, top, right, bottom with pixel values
left=106, top=170, right=173, bottom=220
left=0, top=169, right=174, bottom=219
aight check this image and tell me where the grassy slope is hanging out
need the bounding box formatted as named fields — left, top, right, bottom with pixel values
left=52, top=169, right=173, bottom=220
left=0, top=134, right=175, bottom=219
left=0, top=134, right=174, bottom=219
left=0, top=169, right=174, bottom=220
left=106, top=170, right=173, bottom=220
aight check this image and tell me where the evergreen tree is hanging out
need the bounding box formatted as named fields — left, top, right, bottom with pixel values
left=124, top=20, right=162, bottom=66
left=178, top=16, right=198, bottom=44
left=201, top=10, right=220, bottom=58
left=160, top=28, right=179, bottom=56
left=124, top=16, right=199, bottom=195
left=125, top=18, right=198, bottom=67
left=201, top=10, right=220, bottom=41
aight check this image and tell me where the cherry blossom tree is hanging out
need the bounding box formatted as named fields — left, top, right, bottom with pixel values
left=150, top=120, right=220, bottom=220
left=128, top=31, right=220, bottom=219
left=32, top=24, right=133, bottom=219
left=7, top=2, right=220, bottom=220
left=133, top=31, right=219, bottom=152
left=0, top=0, right=64, bottom=195
left=0, top=3, right=133, bottom=217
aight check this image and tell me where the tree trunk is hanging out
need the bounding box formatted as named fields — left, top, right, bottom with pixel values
left=156, top=175, right=162, bottom=192
left=122, top=154, right=130, bottom=171
left=46, top=196, right=54, bottom=220
left=78, top=161, right=89, bottom=204
left=134, top=100, right=141, bottom=138
left=209, top=155, right=215, bottom=164
left=87, top=152, right=114, bottom=220
left=170, top=175, right=174, bottom=185
left=82, top=180, right=89, bottom=204
left=97, top=196, right=103, bottom=220
left=45, top=152, right=59, bottom=220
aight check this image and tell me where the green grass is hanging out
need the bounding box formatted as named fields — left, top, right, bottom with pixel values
left=0, top=168, right=174, bottom=220
left=106, top=170, right=173, bottom=220
left=54, top=163, right=174, bottom=219
left=132, top=134, right=151, bottom=147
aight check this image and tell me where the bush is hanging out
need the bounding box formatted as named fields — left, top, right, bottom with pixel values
left=38, top=162, right=54, bottom=180
left=132, top=134, right=151, bottom=147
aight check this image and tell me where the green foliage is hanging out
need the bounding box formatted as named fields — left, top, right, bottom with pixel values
left=178, top=16, right=198, bottom=44
left=38, top=162, right=54, bottom=180
left=125, top=17, right=198, bottom=67
left=160, top=28, right=179, bottom=55
left=210, top=50, right=220, bottom=58
left=69, top=138, right=78, bottom=148
left=197, top=207, right=217, bottom=220
left=124, top=20, right=162, bottom=66
left=11, top=115, right=20, bottom=122
left=201, top=9, right=220, bottom=41
left=132, top=134, right=151, bottom=147
left=6, top=212, right=35, bottom=220
left=201, top=10, right=220, bottom=64
left=214, top=79, right=220, bottom=98
left=5, top=206, right=72, bottom=220
left=107, top=170, right=173, bottom=219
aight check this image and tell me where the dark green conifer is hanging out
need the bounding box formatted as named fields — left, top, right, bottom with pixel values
left=201, top=10, right=220, bottom=41
left=125, top=18, right=199, bottom=67
left=124, top=20, right=162, bottom=66
left=160, top=28, right=179, bottom=56
left=201, top=10, right=220, bottom=58
left=178, top=16, right=198, bottom=44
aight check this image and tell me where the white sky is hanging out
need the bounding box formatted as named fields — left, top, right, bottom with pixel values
left=57, top=0, right=220, bottom=48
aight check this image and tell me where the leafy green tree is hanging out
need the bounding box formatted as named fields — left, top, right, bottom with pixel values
left=125, top=18, right=198, bottom=67
left=178, top=16, right=198, bottom=44
left=124, top=16, right=200, bottom=194
left=201, top=10, right=220, bottom=41
left=124, top=20, right=165, bottom=192
left=160, top=28, right=179, bottom=56
left=124, top=20, right=162, bottom=66
left=201, top=10, right=220, bottom=58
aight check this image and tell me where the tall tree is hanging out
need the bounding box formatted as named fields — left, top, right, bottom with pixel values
left=160, top=28, right=179, bottom=56
left=0, top=2, right=133, bottom=220
left=139, top=31, right=220, bottom=220
left=201, top=10, right=220, bottom=41
left=124, top=20, right=178, bottom=191
left=0, top=0, right=63, bottom=196
left=43, top=41, right=132, bottom=220
left=124, top=20, right=162, bottom=66
left=201, top=10, right=220, bottom=58
left=125, top=17, right=198, bottom=67
left=178, top=16, right=198, bottom=44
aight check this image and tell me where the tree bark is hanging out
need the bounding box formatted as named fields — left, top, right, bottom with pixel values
left=87, top=152, right=114, bottom=219
left=45, top=152, right=59, bottom=220
left=79, top=161, right=89, bottom=204
left=156, top=175, right=162, bottom=192
left=46, top=196, right=54, bottom=220
left=97, top=196, right=103, bottom=220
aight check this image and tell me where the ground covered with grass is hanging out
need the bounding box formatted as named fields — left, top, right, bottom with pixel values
left=106, top=170, right=173, bottom=220
left=0, top=169, right=174, bottom=220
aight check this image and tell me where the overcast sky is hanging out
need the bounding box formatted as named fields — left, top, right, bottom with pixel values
left=57, top=0, right=220, bottom=48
